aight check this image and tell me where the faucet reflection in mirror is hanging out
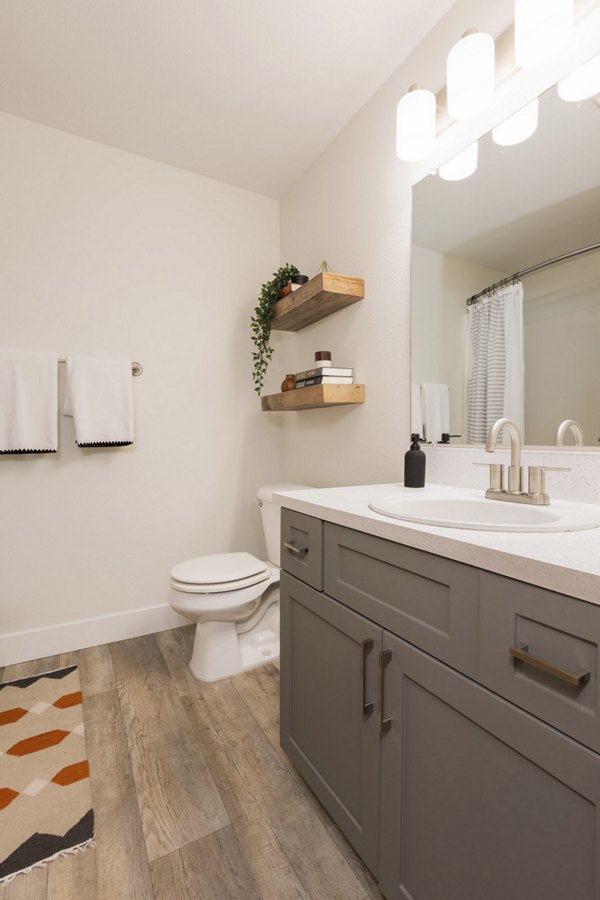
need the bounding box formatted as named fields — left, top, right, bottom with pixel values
left=555, top=419, right=584, bottom=447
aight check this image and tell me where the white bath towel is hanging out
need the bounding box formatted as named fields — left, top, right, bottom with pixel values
left=421, top=382, right=450, bottom=444
left=0, top=348, right=58, bottom=453
left=410, top=382, right=423, bottom=438
left=63, top=355, right=134, bottom=447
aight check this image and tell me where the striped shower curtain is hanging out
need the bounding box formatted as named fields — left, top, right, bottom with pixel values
left=465, top=282, right=524, bottom=444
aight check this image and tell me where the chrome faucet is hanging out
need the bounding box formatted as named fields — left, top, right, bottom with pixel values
left=485, top=417, right=523, bottom=493
left=554, top=419, right=584, bottom=447
left=479, top=417, right=570, bottom=505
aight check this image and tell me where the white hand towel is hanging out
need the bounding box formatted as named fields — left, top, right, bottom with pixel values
left=63, top=356, right=134, bottom=447
left=410, top=382, right=423, bottom=438
left=421, top=382, right=450, bottom=444
left=0, top=348, right=58, bottom=453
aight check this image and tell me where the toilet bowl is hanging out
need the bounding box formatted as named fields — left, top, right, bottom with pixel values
left=167, top=483, right=308, bottom=682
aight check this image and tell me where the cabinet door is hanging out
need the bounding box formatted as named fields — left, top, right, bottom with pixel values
left=379, top=633, right=600, bottom=900
left=280, top=572, right=382, bottom=874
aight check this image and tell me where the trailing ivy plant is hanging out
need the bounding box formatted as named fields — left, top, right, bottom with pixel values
left=251, top=262, right=299, bottom=394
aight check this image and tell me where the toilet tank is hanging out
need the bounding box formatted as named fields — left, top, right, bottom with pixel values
left=257, top=483, right=311, bottom=567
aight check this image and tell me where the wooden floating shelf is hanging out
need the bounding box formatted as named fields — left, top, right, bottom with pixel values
left=271, top=272, right=364, bottom=332
left=261, top=384, right=365, bottom=411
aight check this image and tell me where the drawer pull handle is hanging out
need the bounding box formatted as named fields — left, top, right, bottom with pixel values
left=283, top=541, right=308, bottom=558
left=509, top=646, right=591, bottom=687
left=360, top=638, right=375, bottom=716
left=378, top=649, right=392, bottom=736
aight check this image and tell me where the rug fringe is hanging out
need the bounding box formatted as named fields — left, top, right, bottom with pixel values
left=0, top=835, right=96, bottom=885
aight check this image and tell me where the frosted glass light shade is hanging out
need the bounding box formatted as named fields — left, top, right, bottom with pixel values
left=396, top=88, right=436, bottom=161
left=492, top=98, right=539, bottom=145
left=447, top=32, right=495, bottom=120
left=438, top=142, right=478, bottom=181
left=558, top=52, right=600, bottom=101
left=515, top=0, right=574, bottom=69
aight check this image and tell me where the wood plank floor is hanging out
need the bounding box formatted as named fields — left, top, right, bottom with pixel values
left=1, top=626, right=383, bottom=900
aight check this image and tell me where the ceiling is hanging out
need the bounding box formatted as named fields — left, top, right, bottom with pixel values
left=0, top=0, right=457, bottom=197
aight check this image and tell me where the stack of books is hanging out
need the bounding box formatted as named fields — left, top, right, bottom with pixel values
left=295, top=365, right=354, bottom=389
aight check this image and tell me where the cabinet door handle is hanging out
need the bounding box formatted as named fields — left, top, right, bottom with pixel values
left=378, top=649, right=392, bottom=736
left=360, top=638, right=375, bottom=716
left=509, top=646, right=591, bottom=687
left=283, top=541, right=308, bottom=558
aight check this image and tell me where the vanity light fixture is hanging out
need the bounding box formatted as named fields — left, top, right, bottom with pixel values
left=396, top=84, right=436, bottom=161
left=492, top=97, right=539, bottom=145
left=396, top=0, right=583, bottom=165
left=438, top=141, right=478, bottom=181
left=447, top=30, right=495, bottom=120
left=514, top=0, right=574, bottom=69
left=558, top=51, right=600, bottom=101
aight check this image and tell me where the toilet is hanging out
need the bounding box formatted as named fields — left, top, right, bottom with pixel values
left=168, top=483, right=308, bottom=682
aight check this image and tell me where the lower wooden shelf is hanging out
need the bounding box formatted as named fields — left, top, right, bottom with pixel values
left=261, top=384, right=365, bottom=411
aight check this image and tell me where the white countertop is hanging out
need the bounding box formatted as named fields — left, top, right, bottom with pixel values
left=274, top=483, right=600, bottom=606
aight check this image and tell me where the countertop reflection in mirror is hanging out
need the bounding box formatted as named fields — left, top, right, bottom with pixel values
left=411, top=84, right=600, bottom=450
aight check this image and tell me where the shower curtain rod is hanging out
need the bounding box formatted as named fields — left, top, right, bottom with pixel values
left=466, top=240, right=600, bottom=307
left=58, top=358, right=143, bottom=376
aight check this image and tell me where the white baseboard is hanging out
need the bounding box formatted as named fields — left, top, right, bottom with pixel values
left=0, top=604, right=189, bottom=668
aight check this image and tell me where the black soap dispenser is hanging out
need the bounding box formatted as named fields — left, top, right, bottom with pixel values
left=404, top=434, right=426, bottom=488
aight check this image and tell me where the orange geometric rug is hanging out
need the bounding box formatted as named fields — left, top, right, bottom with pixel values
left=0, top=665, right=94, bottom=884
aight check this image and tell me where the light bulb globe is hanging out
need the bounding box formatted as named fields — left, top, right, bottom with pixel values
left=396, top=87, right=436, bottom=162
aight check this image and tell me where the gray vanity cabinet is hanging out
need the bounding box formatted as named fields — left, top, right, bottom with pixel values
left=379, top=633, right=600, bottom=900
left=279, top=571, right=382, bottom=873
left=280, top=508, right=600, bottom=899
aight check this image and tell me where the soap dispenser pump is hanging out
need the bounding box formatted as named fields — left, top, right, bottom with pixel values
left=404, top=434, right=426, bottom=488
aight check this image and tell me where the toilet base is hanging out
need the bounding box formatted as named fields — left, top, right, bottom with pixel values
left=188, top=600, right=279, bottom=682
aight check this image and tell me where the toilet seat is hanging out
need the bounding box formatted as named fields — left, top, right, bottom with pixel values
left=170, top=552, right=270, bottom=594
left=168, top=568, right=279, bottom=618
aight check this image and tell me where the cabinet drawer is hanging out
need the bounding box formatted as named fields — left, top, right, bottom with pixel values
left=324, top=523, right=479, bottom=677
left=281, top=508, right=323, bottom=590
left=479, top=572, right=600, bottom=753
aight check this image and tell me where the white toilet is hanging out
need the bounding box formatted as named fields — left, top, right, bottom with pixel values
left=168, top=483, right=308, bottom=682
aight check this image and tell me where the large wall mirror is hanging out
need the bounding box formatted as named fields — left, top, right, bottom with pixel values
left=411, top=83, right=600, bottom=450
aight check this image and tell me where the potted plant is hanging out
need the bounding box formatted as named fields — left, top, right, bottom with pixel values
left=251, top=263, right=299, bottom=394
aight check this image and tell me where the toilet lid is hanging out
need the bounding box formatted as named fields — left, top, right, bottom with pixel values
left=171, top=552, right=268, bottom=585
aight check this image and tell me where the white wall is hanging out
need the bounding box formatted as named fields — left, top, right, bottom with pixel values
left=278, top=0, right=600, bottom=487
left=0, top=112, right=282, bottom=661
left=411, top=245, right=506, bottom=438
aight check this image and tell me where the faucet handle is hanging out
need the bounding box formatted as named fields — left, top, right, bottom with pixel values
left=473, top=462, right=504, bottom=492
left=528, top=465, right=570, bottom=500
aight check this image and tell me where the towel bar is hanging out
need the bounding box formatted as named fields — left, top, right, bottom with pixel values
left=58, top=358, right=143, bottom=376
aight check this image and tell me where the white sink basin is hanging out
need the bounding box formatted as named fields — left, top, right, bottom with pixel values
left=369, top=490, right=600, bottom=532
